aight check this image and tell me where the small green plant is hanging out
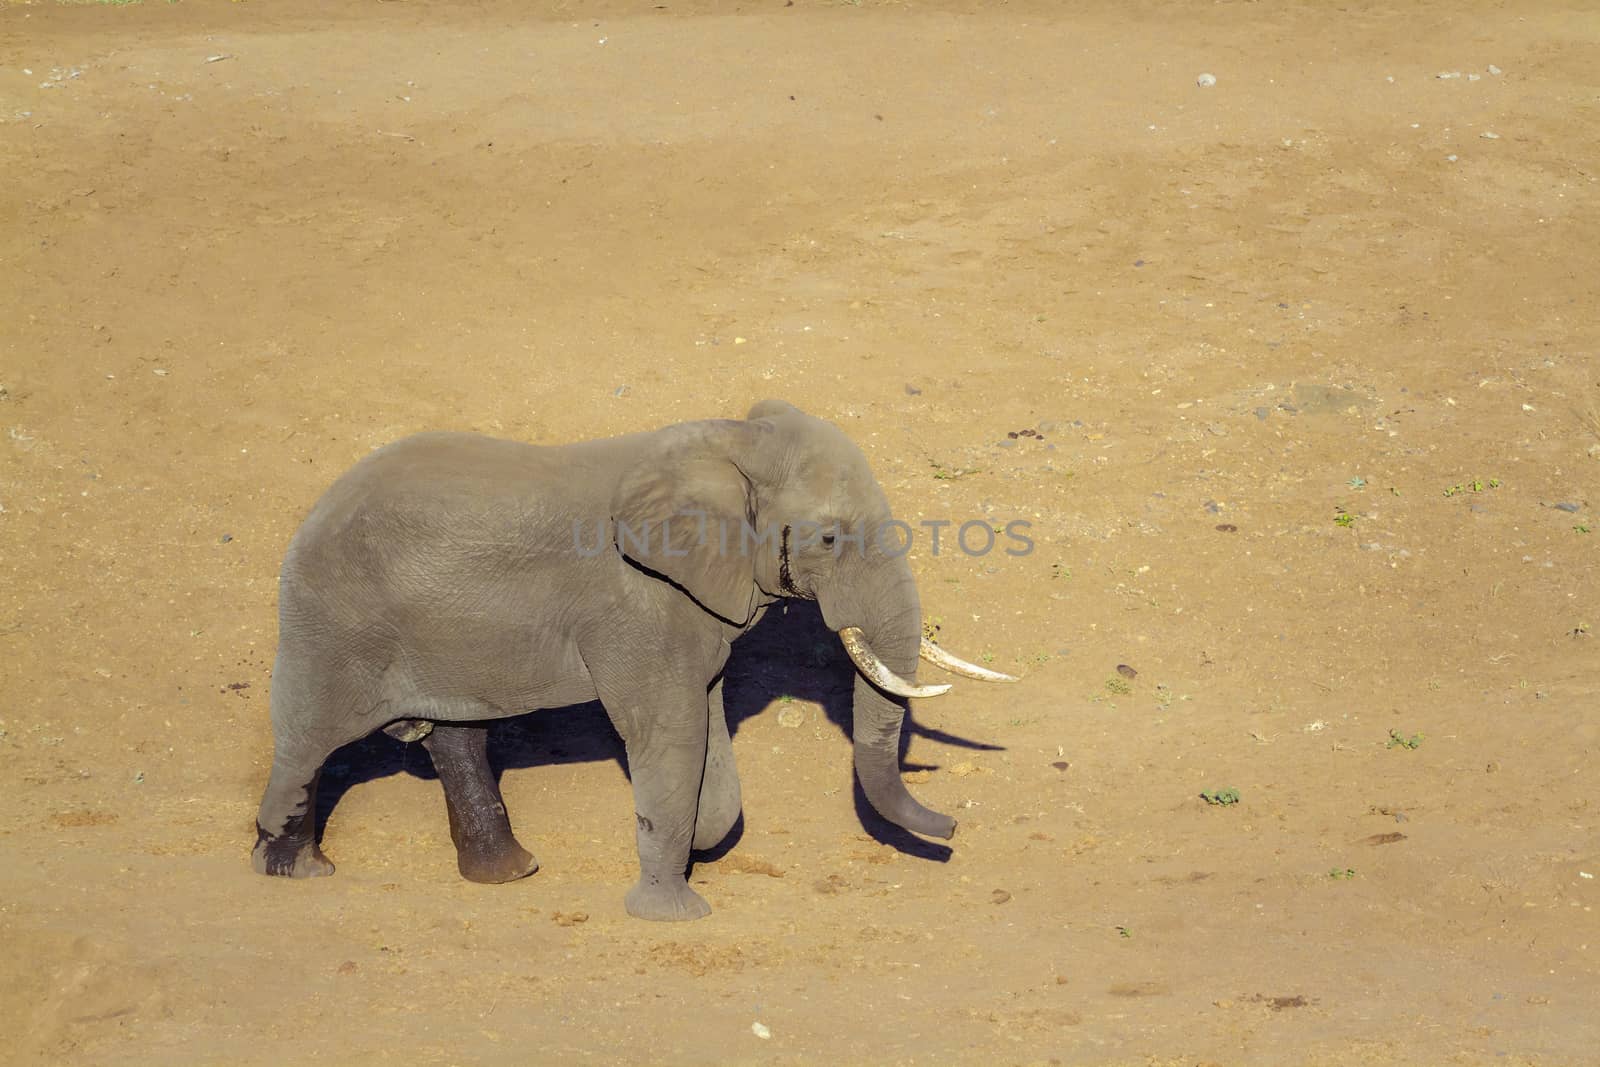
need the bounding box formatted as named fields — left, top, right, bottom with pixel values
left=1444, top=478, right=1501, bottom=497
left=1105, top=677, right=1132, bottom=696
left=1200, top=787, right=1241, bottom=806
left=1115, top=925, right=1132, bottom=939
left=1576, top=524, right=1592, bottom=534
left=1050, top=562, right=1072, bottom=580
left=930, top=462, right=978, bottom=481
left=1334, top=509, right=1355, bottom=528
left=1348, top=476, right=1367, bottom=489
left=1328, top=867, right=1357, bottom=880
left=1386, top=728, right=1424, bottom=750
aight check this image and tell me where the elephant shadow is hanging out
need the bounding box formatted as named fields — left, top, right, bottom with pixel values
left=313, top=600, right=1005, bottom=863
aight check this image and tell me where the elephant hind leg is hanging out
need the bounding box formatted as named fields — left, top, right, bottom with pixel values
left=253, top=757, right=335, bottom=878
left=692, top=679, right=741, bottom=851
left=423, top=723, right=539, bottom=885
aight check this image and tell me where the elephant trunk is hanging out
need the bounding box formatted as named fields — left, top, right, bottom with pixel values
left=840, top=570, right=957, bottom=840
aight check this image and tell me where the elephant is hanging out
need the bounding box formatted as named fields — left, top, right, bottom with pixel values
left=251, top=399, right=1016, bottom=921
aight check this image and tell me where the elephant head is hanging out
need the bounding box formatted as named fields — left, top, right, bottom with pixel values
left=611, top=399, right=1015, bottom=840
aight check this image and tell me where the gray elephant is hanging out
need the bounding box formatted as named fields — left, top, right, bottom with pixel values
left=251, top=399, right=1014, bottom=920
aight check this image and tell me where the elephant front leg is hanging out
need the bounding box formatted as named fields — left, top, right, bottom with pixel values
left=617, top=717, right=713, bottom=922
left=422, top=722, right=539, bottom=884
left=693, top=678, right=741, bottom=851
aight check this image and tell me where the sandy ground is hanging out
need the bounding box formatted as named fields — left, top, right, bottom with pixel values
left=2, top=1, right=1598, bottom=1064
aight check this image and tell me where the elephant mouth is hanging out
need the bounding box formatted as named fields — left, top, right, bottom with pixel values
left=837, top=627, right=1018, bottom=699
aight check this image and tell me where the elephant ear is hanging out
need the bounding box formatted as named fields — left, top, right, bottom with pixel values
left=746, top=398, right=802, bottom=422
left=611, top=424, right=761, bottom=626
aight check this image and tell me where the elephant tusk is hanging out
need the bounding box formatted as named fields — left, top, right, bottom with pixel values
left=919, top=638, right=1020, bottom=683
left=837, top=627, right=952, bottom=699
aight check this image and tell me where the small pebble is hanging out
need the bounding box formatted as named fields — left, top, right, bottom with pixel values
left=1446, top=154, right=1459, bottom=162
left=219, top=533, right=233, bottom=543
left=1116, top=664, right=1138, bottom=679
left=612, top=385, right=630, bottom=398
left=1552, top=502, right=1580, bottom=513
left=1468, top=73, right=1481, bottom=82
left=751, top=1022, right=771, bottom=1040
left=1488, top=64, right=1503, bottom=75
left=992, top=889, right=1012, bottom=904
left=1481, top=131, right=1500, bottom=139
left=1196, top=73, right=1216, bottom=88
left=904, top=383, right=922, bottom=396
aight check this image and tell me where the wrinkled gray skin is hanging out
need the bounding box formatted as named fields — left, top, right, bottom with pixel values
left=252, top=399, right=963, bottom=921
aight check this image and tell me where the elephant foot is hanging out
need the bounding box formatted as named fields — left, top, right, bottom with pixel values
left=252, top=823, right=335, bottom=878
left=457, top=840, right=540, bottom=885
left=625, top=874, right=711, bottom=922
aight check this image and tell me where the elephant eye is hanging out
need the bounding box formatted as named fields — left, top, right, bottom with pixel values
left=820, top=533, right=837, bottom=548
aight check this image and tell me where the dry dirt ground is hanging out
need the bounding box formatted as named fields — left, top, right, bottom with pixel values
left=2, top=1, right=1598, bottom=1064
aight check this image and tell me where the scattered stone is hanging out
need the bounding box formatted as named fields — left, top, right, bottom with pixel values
left=1446, top=154, right=1459, bottom=162
left=551, top=910, right=589, bottom=926
left=1215, top=523, right=1238, bottom=533
left=1050, top=761, right=1069, bottom=771
left=1481, top=131, right=1500, bottom=139
left=904, top=383, right=922, bottom=396
left=1488, top=64, right=1503, bottom=75
left=992, top=888, right=1012, bottom=904
left=219, top=533, right=233, bottom=543
left=1552, top=502, right=1580, bottom=513
left=723, top=855, right=786, bottom=878
left=1116, top=664, right=1138, bottom=679
left=1437, top=71, right=1462, bottom=79
left=1254, top=406, right=1269, bottom=420
left=751, top=1022, right=771, bottom=1040
left=612, top=385, right=630, bottom=398
left=902, top=769, right=932, bottom=784
left=337, top=960, right=358, bottom=975
left=1196, top=73, right=1217, bottom=88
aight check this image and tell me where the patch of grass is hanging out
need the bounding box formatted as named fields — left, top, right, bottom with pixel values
left=1104, top=677, right=1132, bottom=696
left=1443, top=478, right=1501, bottom=497
left=1328, top=867, right=1357, bottom=880
left=1386, top=728, right=1424, bottom=750
left=1115, top=925, right=1132, bottom=939
left=1334, top=508, right=1355, bottom=528
left=1576, top=524, right=1592, bottom=534
left=930, top=461, right=980, bottom=481
left=1200, top=787, right=1241, bottom=806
